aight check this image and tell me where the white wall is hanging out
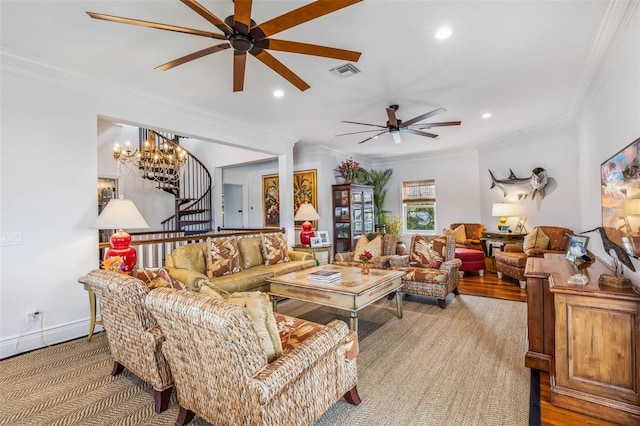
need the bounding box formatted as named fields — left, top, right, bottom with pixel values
left=0, top=54, right=296, bottom=359
left=577, top=5, right=640, bottom=277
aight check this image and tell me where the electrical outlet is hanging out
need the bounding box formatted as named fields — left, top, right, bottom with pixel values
left=26, top=309, right=40, bottom=322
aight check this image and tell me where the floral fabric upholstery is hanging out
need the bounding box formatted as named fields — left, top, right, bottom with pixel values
left=261, top=233, right=290, bottom=265
left=389, top=234, right=462, bottom=309
left=410, top=235, right=444, bottom=268
left=334, top=233, right=399, bottom=269
left=206, top=237, right=242, bottom=277
left=145, top=288, right=359, bottom=425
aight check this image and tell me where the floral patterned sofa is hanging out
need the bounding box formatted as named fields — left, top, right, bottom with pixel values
left=388, top=235, right=462, bottom=309
left=165, top=232, right=316, bottom=294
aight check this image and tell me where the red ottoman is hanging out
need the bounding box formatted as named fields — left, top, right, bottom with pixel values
left=455, top=248, right=485, bottom=277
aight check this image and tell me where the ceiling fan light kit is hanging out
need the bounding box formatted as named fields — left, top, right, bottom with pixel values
left=87, top=0, right=363, bottom=92
left=337, top=104, right=462, bottom=144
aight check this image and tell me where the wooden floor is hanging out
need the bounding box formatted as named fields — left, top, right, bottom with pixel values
left=458, top=271, right=616, bottom=426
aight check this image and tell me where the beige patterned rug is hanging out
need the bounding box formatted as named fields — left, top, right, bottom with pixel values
left=0, top=294, right=528, bottom=425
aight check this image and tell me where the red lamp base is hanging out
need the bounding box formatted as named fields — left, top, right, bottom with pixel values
left=299, top=221, right=315, bottom=246
left=105, top=229, right=137, bottom=272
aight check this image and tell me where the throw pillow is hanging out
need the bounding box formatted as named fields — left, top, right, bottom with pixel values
left=353, top=235, right=383, bottom=263
left=261, top=233, right=290, bottom=265
left=432, top=237, right=447, bottom=259
left=149, top=268, right=186, bottom=290
left=168, top=242, right=208, bottom=274
left=444, top=225, right=466, bottom=244
left=206, top=237, right=241, bottom=278
left=226, top=292, right=283, bottom=362
left=523, top=228, right=550, bottom=255
left=237, top=237, right=264, bottom=269
left=411, top=235, right=444, bottom=268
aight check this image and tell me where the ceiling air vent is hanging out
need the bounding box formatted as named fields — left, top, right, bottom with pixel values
left=330, top=63, right=361, bottom=78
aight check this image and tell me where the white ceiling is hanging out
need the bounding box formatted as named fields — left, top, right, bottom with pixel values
left=1, top=1, right=616, bottom=160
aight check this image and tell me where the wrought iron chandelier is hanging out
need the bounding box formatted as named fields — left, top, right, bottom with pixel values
left=113, top=130, right=186, bottom=183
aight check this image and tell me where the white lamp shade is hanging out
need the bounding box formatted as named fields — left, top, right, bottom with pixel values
left=294, top=203, right=320, bottom=221
left=95, top=198, right=150, bottom=230
left=492, top=203, right=517, bottom=218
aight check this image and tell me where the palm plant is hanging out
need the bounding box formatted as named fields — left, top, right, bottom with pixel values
left=363, top=168, right=393, bottom=227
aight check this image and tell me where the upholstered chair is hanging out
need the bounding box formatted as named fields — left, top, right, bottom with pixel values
left=82, top=270, right=173, bottom=413
left=145, top=288, right=360, bottom=426
left=494, top=225, right=574, bottom=288
left=388, top=235, right=462, bottom=309
left=447, top=223, right=486, bottom=252
left=334, top=232, right=399, bottom=269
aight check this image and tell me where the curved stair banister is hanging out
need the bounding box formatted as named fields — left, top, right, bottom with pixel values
left=138, top=129, right=212, bottom=235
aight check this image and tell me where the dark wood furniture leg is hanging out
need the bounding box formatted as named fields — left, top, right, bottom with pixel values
left=175, top=406, right=196, bottom=426
left=453, top=288, right=460, bottom=296
left=155, top=388, right=172, bottom=413
left=343, top=386, right=361, bottom=405
left=111, top=361, right=124, bottom=376
left=437, top=299, right=446, bottom=309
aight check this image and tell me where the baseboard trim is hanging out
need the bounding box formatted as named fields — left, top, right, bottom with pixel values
left=0, top=319, right=101, bottom=360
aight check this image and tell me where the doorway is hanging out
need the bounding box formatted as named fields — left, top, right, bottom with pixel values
left=223, top=184, right=244, bottom=228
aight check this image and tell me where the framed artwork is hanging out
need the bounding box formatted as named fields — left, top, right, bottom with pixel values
left=317, top=231, right=330, bottom=245
left=565, top=234, right=589, bottom=262
left=310, top=236, right=323, bottom=247
left=262, top=169, right=317, bottom=228
left=403, top=203, right=436, bottom=233
left=601, top=136, right=640, bottom=256
left=514, top=217, right=527, bottom=233
left=499, top=225, right=510, bottom=233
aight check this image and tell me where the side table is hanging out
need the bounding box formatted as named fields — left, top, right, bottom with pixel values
left=480, top=231, right=527, bottom=256
left=292, top=244, right=332, bottom=265
left=78, top=276, right=103, bottom=341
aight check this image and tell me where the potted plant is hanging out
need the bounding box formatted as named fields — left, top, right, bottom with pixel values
left=363, top=168, right=393, bottom=232
left=385, top=214, right=407, bottom=255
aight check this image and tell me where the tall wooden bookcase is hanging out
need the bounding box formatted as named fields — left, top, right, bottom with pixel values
left=332, top=184, right=375, bottom=256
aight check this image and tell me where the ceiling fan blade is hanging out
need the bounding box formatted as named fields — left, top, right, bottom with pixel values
left=341, top=120, right=387, bottom=128
left=255, top=39, right=361, bottom=62
left=233, top=52, right=247, bottom=92
left=391, top=131, right=402, bottom=144
left=358, top=131, right=388, bottom=144
left=180, top=0, right=234, bottom=36
left=403, top=107, right=447, bottom=126
left=411, top=121, right=462, bottom=129
left=86, top=12, right=227, bottom=40
left=234, top=0, right=253, bottom=34
left=336, top=129, right=388, bottom=136
left=386, top=107, right=398, bottom=127
left=251, top=0, right=362, bottom=39
left=404, top=129, right=439, bottom=138
left=250, top=49, right=310, bottom=91
left=155, top=43, right=231, bottom=71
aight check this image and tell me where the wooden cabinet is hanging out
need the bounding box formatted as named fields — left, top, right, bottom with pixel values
left=529, top=254, right=640, bottom=425
left=524, top=257, right=556, bottom=373
left=332, top=184, right=374, bottom=256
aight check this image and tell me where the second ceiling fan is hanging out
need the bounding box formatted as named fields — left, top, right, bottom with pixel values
left=338, top=105, right=462, bottom=144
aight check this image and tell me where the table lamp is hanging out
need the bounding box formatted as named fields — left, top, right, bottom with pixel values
left=294, top=203, right=320, bottom=245
left=492, top=202, right=516, bottom=230
left=95, top=196, right=149, bottom=272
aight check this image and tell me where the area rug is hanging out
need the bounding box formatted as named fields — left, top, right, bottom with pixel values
left=0, top=294, right=528, bottom=425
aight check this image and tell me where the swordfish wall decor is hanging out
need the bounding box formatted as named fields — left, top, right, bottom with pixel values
left=489, top=168, right=549, bottom=200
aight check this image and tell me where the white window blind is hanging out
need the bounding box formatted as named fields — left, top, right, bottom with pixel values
left=402, top=179, right=436, bottom=202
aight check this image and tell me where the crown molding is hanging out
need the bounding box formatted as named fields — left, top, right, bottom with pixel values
left=571, top=0, right=639, bottom=119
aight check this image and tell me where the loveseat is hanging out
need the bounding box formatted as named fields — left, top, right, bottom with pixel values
left=165, top=232, right=316, bottom=294
left=334, top=232, right=399, bottom=269
left=495, top=225, right=573, bottom=288
left=445, top=223, right=486, bottom=252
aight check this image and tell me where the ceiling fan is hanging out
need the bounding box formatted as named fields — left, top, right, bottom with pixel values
left=87, top=0, right=362, bottom=92
left=337, top=105, right=462, bottom=144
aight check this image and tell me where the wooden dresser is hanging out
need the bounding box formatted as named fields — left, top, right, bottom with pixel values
left=525, top=254, right=640, bottom=425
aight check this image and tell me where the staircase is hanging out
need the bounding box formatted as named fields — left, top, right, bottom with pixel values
left=137, top=129, right=213, bottom=235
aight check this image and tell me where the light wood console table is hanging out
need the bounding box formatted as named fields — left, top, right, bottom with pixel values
left=526, top=253, right=640, bottom=425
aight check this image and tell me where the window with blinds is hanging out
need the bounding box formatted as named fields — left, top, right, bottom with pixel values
left=402, top=179, right=436, bottom=233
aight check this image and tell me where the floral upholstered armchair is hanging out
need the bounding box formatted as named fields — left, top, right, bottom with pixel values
left=334, top=232, right=399, bottom=269
left=146, top=288, right=360, bottom=426
left=388, top=235, right=462, bottom=309
left=446, top=223, right=486, bottom=252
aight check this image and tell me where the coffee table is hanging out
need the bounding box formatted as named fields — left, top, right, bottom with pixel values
left=268, top=265, right=405, bottom=333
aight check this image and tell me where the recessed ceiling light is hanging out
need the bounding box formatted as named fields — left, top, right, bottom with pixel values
left=273, top=90, right=284, bottom=98
left=435, top=27, right=452, bottom=40
left=482, top=112, right=492, bottom=119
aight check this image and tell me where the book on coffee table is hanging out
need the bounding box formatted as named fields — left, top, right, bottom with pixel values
left=307, top=270, right=342, bottom=282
